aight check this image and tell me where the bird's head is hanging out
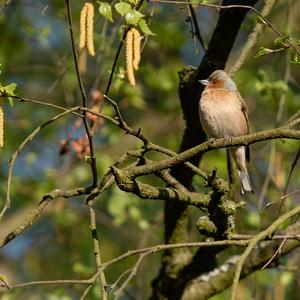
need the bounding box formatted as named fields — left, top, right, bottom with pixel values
left=199, top=70, right=237, bottom=92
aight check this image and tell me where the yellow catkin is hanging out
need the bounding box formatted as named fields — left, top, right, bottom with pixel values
left=132, top=28, right=141, bottom=71
left=0, top=101, right=4, bottom=147
left=79, top=4, right=87, bottom=49
left=126, top=29, right=136, bottom=86
left=86, top=3, right=95, bottom=56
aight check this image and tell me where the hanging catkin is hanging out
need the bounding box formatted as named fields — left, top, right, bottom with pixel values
left=132, top=28, right=141, bottom=71
left=79, top=4, right=88, bottom=49
left=126, top=29, right=136, bottom=86
left=79, top=2, right=95, bottom=57
left=86, top=3, right=95, bottom=56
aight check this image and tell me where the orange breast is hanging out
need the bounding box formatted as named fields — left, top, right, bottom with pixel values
left=199, top=88, right=248, bottom=138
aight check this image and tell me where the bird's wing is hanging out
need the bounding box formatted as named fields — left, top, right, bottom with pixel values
left=237, top=92, right=251, bottom=163
left=237, top=92, right=250, bottom=134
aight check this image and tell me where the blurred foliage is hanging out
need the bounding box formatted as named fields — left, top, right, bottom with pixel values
left=0, top=0, right=300, bottom=299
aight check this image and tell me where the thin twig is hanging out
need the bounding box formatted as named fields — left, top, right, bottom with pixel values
left=2, top=95, right=118, bottom=125
left=104, top=95, right=149, bottom=144
left=276, top=43, right=293, bottom=216
left=110, top=268, right=134, bottom=291
left=229, top=0, right=276, bottom=74
left=90, top=0, right=146, bottom=133
left=149, top=0, right=300, bottom=56
left=4, top=240, right=249, bottom=294
left=147, top=142, right=208, bottom=179
left=104, top=95, right=209, bottom=180
left=157, top=169, right=190, bottom=193
left=114, top=253, right=148, bottom=299
left=7, top=95, right=83, bottom=117
left=231, top=233, right=300, bottom=241
left=101, top=240, right=249, bottom=272
left=11, top=278, right=93, bottom=289
left=188, top=4, right=206, bottom=52
left=0, top=152, right=135, bottom=249
left=281, top=187, right=300, bottom=200
left=230, top=204, right=300, bottom=300
left=65, top=0, right=97, bottom=186
left=6, top=234, right=300, bottom=293
left=261, top=236, right=287, bottom=269
left=80, top=284, right=93, bottom=300
left=0, top=186, right=91, bottom=248
left=257, top=143, right=276, bottom=213
left=86, top=200, right=108, bottom=300
left=0, top=0, right=13, bottom=12
left=103, top=0, right=145, bottom=96
left=2, top=107, right=82, bottom=221
left=1, top=99, right=118, bottom=219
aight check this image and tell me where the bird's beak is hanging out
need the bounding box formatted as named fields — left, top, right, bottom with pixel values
left=199, top=79, right=209, bottom=86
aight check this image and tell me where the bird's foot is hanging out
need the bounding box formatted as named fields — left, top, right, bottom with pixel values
left=208, top=137, right=218, bottom=145
left=227, top=136, right=233, bottom=144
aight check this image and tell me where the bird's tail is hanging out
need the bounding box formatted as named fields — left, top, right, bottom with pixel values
left=238, top=169, right=253, bottom=194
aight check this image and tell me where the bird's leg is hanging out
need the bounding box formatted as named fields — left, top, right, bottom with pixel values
left=207, top=137, right=218, bottom=145
left=226, top=136, right=234, bottom=147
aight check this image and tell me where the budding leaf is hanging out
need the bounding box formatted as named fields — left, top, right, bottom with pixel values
left=274, top=36, right=290, bottom=47
left=115, top=2, right=131, bottom=16
left=291, top=54, right=300, bottom=64
left=1, top=83, right=17, bottom=95
left=0, top=83, right=17, bottom=106
left=0, top=274, right=10, bottom=289
left=255, top=47, right=272, bottom=57
left=125, top=9, right=144, bottom=25
left=99, top=2, right=113, bottom=22
left=138, top=19, right=155, bottom=35
left=256, top=16, right=268, bottom=25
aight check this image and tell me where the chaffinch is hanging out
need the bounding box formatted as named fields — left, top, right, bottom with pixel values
left=199, top=70, right=253, bottom=194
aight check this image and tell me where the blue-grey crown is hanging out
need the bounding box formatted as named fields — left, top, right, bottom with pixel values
left=209, top=70, right=237, bottom=92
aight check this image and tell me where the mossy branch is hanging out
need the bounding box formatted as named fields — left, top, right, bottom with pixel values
left=126, top=127, right=300, bottom=179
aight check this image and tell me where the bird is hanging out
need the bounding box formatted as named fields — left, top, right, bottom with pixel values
left=198, top=70, right=253, bottom=194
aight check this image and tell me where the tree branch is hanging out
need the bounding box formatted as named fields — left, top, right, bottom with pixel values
left=182, top=222, right=300, bottom=300
left=0, top=187, right=91, bottom=248
left=230, top=205, right=300, bottom=300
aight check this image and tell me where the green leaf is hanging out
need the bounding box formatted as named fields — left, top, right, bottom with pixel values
left=99, top=2, right=113, bottom=22
left=7, top=98, right=14, bottom=106
left=0, top=83, right=17, bottom=106
left=138, top=19, right=155, bottom=35
left=114, top=2, right=131, bottom=16
left=255, top=16, right=267, bottom=25
left=0, top=274, right=10, bottom=289
left=254, top=47, right=273, bottom=58
left=1, top=83, right=17, bottom=95
left=291, top=54, right=300, bottom=64
left=125, top=9, right=144, bottom=25
left=274, top=36, right=290, bottom=47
